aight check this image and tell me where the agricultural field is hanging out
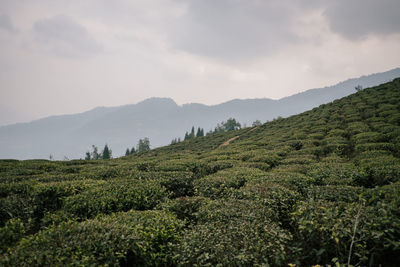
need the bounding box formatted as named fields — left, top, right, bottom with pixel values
left=1, top=79, right=400, bottom=266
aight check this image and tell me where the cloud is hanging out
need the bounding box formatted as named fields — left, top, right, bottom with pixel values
left=169, top=0, right=299, bottom=62
left=33, top=15, right=102, bottom=58
left=0, top=14, right=17, bottom=33
left=323, top=0, right=400, bottom=39
left=167, top=0, right=400, bottom=61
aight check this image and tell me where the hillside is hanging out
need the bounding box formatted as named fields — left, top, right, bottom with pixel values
left=1, top=67, right=400, bottom=160
left=1, top=78, right=400, bottom=266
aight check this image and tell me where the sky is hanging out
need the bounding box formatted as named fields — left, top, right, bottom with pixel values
left=0, top=0, right=400, bottom=125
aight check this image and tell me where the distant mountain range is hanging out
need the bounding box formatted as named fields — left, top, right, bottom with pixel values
left=1, top=67, right=400, bottom=160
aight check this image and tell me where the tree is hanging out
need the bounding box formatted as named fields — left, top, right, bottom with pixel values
left=125, top=148, right=131, bottom=156
left=137, top=138, right=150, bottom=153
left=214, top=123, right=224, bottom=133
left=171, top=138, right=181, bottom=144
left=130, top=147, right=136, bottom=155
left=102, top=144, right=112, bottom=159
left=355, top=85, right=363, bottom=92
left=252, top=120, right=262, bottom=127
left=196, top=127, right=204, bottom=137
left=184, top=132, right=190, bottom=140
left=223, top=118, right=241, bottom=131
left=85, top=151, right=91, bottom=160
left=190, top=126, right=195, bottom=139
left=91, top=145, right=100, bottom=160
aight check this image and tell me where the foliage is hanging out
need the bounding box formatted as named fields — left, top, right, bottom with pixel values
left=137, top=137, right=151, bottom=153
left=85, top=144, right=112, bottom=160
left=1, top=79, right=400, bottom=265
left=174, top=199, right=293, bottom=266
left=1, top=210, right=184, bottom=266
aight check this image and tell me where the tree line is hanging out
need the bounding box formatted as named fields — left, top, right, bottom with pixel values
left=84, top=137, right=151, bottom=160
left=85, top=144, right=112, bottom=160
left=125, top=137, right=151, bottom=156
left=84, top=118, right=263, bottom=159
left=170, top=118, right=245, bottom=145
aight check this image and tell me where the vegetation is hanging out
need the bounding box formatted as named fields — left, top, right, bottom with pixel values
left=1, top=79, right=400, bottom=266
left=85, top=144, right=112, bottom=160
left=124, top=138, right=151, bottom=156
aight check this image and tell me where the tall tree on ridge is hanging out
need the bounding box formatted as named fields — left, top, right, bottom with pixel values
left=102, top=144, right=112, bottom=159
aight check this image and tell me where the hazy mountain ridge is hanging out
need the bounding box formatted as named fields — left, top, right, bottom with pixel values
left=1, top=67, right=400, bottom=159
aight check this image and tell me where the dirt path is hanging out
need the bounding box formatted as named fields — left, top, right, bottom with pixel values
left=219, top=136, right=240, bottom=147
left=248, top=126, right=259, bottom=132
left=218, top=126, right=259, bottom=148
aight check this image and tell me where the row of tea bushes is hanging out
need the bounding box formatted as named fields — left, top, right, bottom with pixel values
left=1, top=210, right=183, bottom=266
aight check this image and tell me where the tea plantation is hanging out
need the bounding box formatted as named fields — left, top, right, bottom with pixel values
left=1, top=79, right=400, bottom=266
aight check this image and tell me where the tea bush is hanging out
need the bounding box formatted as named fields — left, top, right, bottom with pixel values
left=63, top=179, right=168, bottom=219
left=1, top=210, right=184, bottom=266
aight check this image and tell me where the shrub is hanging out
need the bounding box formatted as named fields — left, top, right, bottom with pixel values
left=174, top=199, right=293, bottom=266
left=160, top=175, right=195, bottom=198
left=193, top=167, right=265, bottom=199
left=291, top=197, right=400, bottom=266
left=1, top=210, right=184, bottom=266
left=159, top=196, right=208, bottom=223
left=63, top=179, right=168, bottom=219
left=0, top=218, right=26, bottom=253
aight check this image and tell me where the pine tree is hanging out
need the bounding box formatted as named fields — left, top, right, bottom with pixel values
left=125, top=148, right=130, bottom=156
left=91, top=145, right=100, bottom=160
left=130, top=147, right=136, bottom=154
left=184, top=132, right=189, bottom=140
left=85, top=151, right=91, bottom=160
left=102, top=144, right=112, bottom=159
left=190, top=126, right=195, bottom=139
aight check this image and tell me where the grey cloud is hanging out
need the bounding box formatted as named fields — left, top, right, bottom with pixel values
left=169, top=0, right=298, bottom=62
left=0, top=14, right=17, bottom=33
left=168, top=0, right=400, bottom=61
left=324, top=0, right=400, bottom=39
left=33, top=15, right=102, bottom=58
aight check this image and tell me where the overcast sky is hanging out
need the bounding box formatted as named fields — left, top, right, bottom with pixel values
left=1, top=0, right=400, bottom=125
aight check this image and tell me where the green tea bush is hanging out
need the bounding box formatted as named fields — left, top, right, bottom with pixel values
left=1, top=210, right=184, bottom=266
left=159, top=196, right=208, bottom=223
left=0, top=181, right=35, bottom=198
left=248, top=152, right=282, bottom=167
left=306, top=162, right=358, bottom=185
left=63, top=179, right=168, bottom=219
left=353, top=160, right=400, bottom=187
left=0, top=218, right=26, bottom=253
left=0, top=194, right=34, bottom=226
left=240, top=180, right=300, bottom=225
left=306, top=185, right=364, bottom=202
left=353, top=132, right=383, bottom=144
left=160, top=175, right=195, bottom=198
left=291, top=197, right=400, bottom=266
left=194, top=173, right=246, bottom=199
left=174, top=199, right=293, bottom=266
left=193, top=167, right=266, bottom=199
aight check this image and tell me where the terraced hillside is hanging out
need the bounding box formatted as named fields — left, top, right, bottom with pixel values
left=1, top=79, right=400, bottom=266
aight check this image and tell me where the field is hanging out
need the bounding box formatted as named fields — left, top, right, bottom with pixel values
left=1, top=79, right=400, bottom=266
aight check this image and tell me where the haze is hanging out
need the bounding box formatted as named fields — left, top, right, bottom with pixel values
left=1, top=0, right=400, bottom=125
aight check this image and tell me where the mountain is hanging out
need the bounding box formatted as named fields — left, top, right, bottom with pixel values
left=1, top=67, right=400, bottom=159
left=1, top=78, right=400, bottom=266
left=0, top=105, right=35, bottom=126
